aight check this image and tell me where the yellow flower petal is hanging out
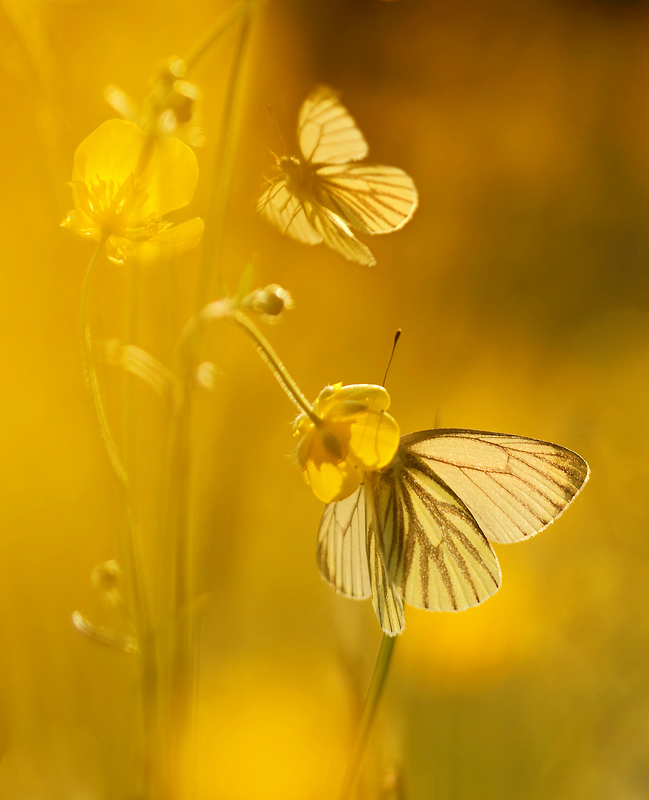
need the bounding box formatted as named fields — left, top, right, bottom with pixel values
left=72, top=119, right=146, bottom=188
left=305, top=459, right=362, bottom=504
left=138, top=135, right=200, bottom=218
left=348, top=410, right=400, bottom=471
left=121, top=217, right=204, bottom=266
left=315, top=383, right=391, bottom=418
left=335, top=384, right=391, bottom=412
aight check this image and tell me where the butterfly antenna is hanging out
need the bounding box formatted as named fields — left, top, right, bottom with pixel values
left=382, top=329, right=401, bottom=387
left=268, top=103, right=288, bottom=154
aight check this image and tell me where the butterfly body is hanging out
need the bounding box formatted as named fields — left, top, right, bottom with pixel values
left=318, top=428, right=589, bottom=635
left=277, top=155, right=322, bottom=206
left=258, top=86, right=418, bottom=266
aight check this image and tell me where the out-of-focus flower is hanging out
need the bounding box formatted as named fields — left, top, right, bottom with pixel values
left=105, top=56, right=204, bottom=147
left=294, top=383, right=400, bottom=503
left=242, top=284, right=294, bottom=322
left=62, top=119, right=204, bottom=265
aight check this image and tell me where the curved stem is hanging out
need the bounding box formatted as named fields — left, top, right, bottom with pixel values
left=196, top=0, right=254, bottom=310
left=81, top=245, right=148, bottom=628
left=80, top=244, right=154, bottom=791
left=81, top=243, right=128, bottom=488
left=339, top=634, right=397, bottom=800
left=229, top=309, right=317, bottom=421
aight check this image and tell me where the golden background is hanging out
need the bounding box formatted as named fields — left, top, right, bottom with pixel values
left=0, top=0, right=645, bottom=797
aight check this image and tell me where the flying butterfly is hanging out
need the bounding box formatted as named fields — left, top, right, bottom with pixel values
left=257, top=86, right=418, bottom=266
left=317, top=427, right=589, bottom=635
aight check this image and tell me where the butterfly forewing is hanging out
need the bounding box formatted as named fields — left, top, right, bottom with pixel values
left=403, top=429, right=590, bottom=544
left=374, top=451, right=501, bottom=613
left=317, top=487, right=371, bottom=599
left=316, top=164, right=418, bottom=234
left=298, top=87, right=369, bottom=165
left=257, top=177, right=322, bottom=245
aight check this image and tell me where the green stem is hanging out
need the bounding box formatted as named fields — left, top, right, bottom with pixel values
left=80, top=243, right=155, bottom=794
left=196, top=0, right=254, bottom=310
left=184, top=1, right=248, bottom=72
left=338, top=634, right=397, bottom=800
left=81, top=244, right=129, bottom=488
left=229, top=309, right=317, bottom=421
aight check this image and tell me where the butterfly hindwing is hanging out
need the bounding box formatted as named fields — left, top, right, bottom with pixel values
left=317, top=487, right=371, bottom=599
left=316, top=163, right=418, bottom=235
left=306, top=204, right=376, bottom=266
left=298, top=86, right=369, bottom=165
left=403, top=429, right=590, bottom=544
left=365, top=479, right=405, bottom=636
left=256, top=176, right=322, bottom=245
left=374, top=451, right=501, bottom=613
left=317, top=482, right=404, bottom=635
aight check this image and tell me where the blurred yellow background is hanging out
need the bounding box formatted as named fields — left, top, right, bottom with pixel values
left=0, top=0, right=646, bottom=797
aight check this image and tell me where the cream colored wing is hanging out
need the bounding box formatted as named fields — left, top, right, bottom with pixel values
left=402, top=429, right=590, bottom=545
left=317, top=487, right=371, bottom=599
left=316, top=163, right=418, bottom=234
left=371, top=452, right=501, bottom=614
left=365, top=480, right=405, bottom=636
left=306, top=204, right=376, bottom=266
left=298, top=86, right=369, bottom=165
left=257, top=176, right=322, bottom=245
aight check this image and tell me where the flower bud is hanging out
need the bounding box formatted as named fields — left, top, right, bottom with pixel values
left=243, top=284, right=294, bottom=322
left=91, top=560, right=123, bottom=607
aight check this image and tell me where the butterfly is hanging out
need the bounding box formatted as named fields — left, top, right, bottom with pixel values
left=317, top=428, right=589, bottom=635
left=257, top=86, right=418, bottom=266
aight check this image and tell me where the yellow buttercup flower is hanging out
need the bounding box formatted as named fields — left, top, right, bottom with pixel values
left=295, top=383, right=400, bottom=503
left=62, top=119, right=204, bottom=265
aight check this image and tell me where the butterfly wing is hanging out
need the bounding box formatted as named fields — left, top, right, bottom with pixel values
left=257, top=176, right=322, bottom=245
left=315, top=163, right=418, bottom=234
left=317, top=487, right=371, bottom=599
left=402, top=429, right=590, bottom=544
left=371, top=451, right=501, bottom=614
left=317, top=483, right=404, bottom=635
left=365, top=479, right=405, bottom=635
left=298, top=86, right=369, bottom=165
left=306, top=204, right=376, bottom=266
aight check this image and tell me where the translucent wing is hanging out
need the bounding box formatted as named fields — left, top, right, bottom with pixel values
left=317, top=483, right=404, bottom=635
left=256, top=176, right=322, bottom=245
left=365, top=481, right=405, bottom=636
left=298, top=86, right=369, bottom=165
left=371, top=452, right=501, bottom=614
left=316, top=163, right=418, bottom=234
left=306, top=204, right=376, bottom=266
left=317, top=487, right=371, bottom=599
left=402, top=429, right=590, bottom=545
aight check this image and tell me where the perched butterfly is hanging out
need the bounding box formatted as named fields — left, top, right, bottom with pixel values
left=257, top=86, right=418, bottom=266
left=317, top=428, right=589, bottom=635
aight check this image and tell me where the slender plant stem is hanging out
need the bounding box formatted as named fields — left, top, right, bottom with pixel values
left=81, top=246, right=149, bottom=634
left=196, top=0, right=254, bottom=310
left=80, top=243, right=155, bottom=795
left=184, top=2, right=246, bottom=72
left=81, top=244, right=128, bottom=489
left=339, top=634, right=397, bottom=800
left=121, top=264, right=139, bottom=481
left=229, top=309, right=317, bottom=420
